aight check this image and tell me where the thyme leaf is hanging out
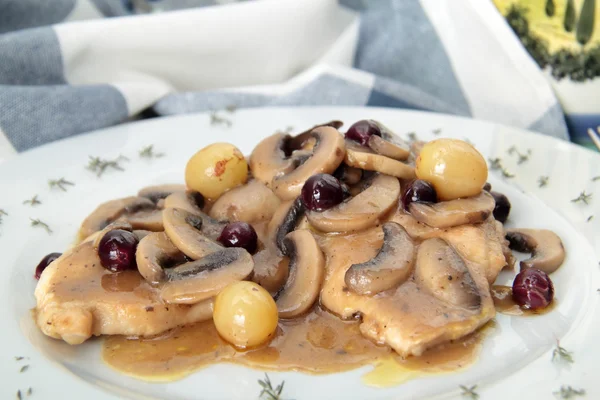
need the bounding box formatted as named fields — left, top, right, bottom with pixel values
left=23, top=195, right=41, bottom=207
left=225, top=104, right=237, bottom=113
left=432, top=128, right=441, bottom=135
left=459, top=384, right=479, bottom=399
left=507, top=145, right=517, bottom=155
left=16, top=390, right=21, bottom=400
left=538, top=176, right=549, bottom=188
left=488, top=158, right=503, bottom=170
left=593, top=176, right=600, bottom=182
left=19, top=365, right=29, bottom=373
left=209, top=111, right=232, bottom=127
left=30, top=218, right=52, bottom=234
left=139, top=145, right=165, bottom=159
left=407, top=132, right=417, bottom=142
left=26, top=388, right=32, bottom=396
left=571, top=191, right=592, bottom=205
left=86, top=156, right=127, bottom=177
left=552, top=341, right=573, bottom=363
left=258, top=374, right=290, bottom=400
left=48, top=178, right=74, bottom=191
left=501, top=168, right=515, bottom=178
left=587, top=215, right=594, bottom=222
left=553, top=385, right=585, bottom=399
left=14, top=356, right=25, bottom=361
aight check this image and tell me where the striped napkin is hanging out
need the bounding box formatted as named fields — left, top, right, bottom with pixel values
left=0, top=0, right=571, bottom=163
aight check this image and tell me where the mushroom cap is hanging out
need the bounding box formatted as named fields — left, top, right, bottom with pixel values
left=249, top=132, right=296, bottom=186
left=162, top=208, right=223, bottom=260
left=267, top=197, right=306, bottom=255
left=344, top=140, right=415, bottom=179
left=368, top=135, right=410, bottom=161
left=345, top=222, right=415, bottom=295
left=161, top=247, right=254, bottom=304
left=210, top=180, right=281, bottom=223
left=275, top=230, right=325, bottom=318
left=505, top=228, right=565, bottom=274
left=79, top=196, right=157, bottom=240
left=306, top=174, right=400, bottom=233
left=164, top=191, right=225, bottom=239
left=408, top=191, right=495, bottom=229
left=251, top=245, right=290, bottom=294
left=272, top=126, right=346, bottom=200
left=138, top=184, right=186, bottom=204
left=413, top=238, right=481, bottom=309
left=136, top=232, right=186, bottom=284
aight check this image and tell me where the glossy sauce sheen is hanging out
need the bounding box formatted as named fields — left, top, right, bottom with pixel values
left=491, top=285, right=556, bottom=316
left=102, top=215, right=490, bottom=382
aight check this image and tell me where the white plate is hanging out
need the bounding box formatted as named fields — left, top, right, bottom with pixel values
left=1, top=107, right=598, bottom=400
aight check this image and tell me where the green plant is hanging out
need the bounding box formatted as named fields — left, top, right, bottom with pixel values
left=576, top=0, right=596, bottom=45
left=546, top=0, right=556, bottom=16
left=564, top=0, right=577, bottom=32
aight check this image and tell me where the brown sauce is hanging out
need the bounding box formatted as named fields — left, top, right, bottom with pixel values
left=491, top=285, right=556, bottom=316
left=102, top=307, right=489, bottom=384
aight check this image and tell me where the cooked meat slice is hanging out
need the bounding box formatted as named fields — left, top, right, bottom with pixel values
left=34, top=239, right=213, bottom=345
left=319, top=224, right=496, bottom=357
left=390, top=213, right=509, bottom=284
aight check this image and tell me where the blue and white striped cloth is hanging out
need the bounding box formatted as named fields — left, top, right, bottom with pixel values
left=0, top=0, right=570, bottom=162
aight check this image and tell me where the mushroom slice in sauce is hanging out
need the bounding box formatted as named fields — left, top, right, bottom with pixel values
left=251, top=245, right=289, bottom=294
left=408, top=191, right=495, bottom=229
left=306, top=174, right=400, bottom=233
left=344, top=140, right=415, bottom=179
left=138, top=184, right=186, bottom=204
left=275, top=230, right=325, bottom=318
left=345, top=222, right=415, bottom=295
left=136, top=232, right=253, bottom=303
left=161, top=247, right=254, bottom=304
left=164, top=192, right=224, bottom=239
left=367, top=135, right=410, bottom=161
left=249, top=133, right=297, bottom=186
left=267, top=197, right=306, bottom=255
left=79, top=196, right=159, bottom=240
left=414, top=238, right=481, bottom=309
left=162, top=208, right=223, bottom=260
left=136, top=232, right=185, bottom=284
left=505, top=228, right=565, bottom=274
left=210, top=180, right=281, bottom=223
left=272, top=126, right=346, bottom=200
left=334, top=164, right=363, bottom=185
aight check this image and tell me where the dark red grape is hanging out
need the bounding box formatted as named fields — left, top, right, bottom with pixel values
left=218, top=222, right=258, bottom=254
left=98, top=229, right=139, bottom=272
left=401, top=179, right=437, bottom=210
left=301, top=173, right=344, bottom=212
left=491, top=191, right=511, bottom=223
left=34, top=252, right=62, bottom=280
left=483, top=182, right=492, bottom=192
left=345, top=120, right=381, bottom=146
left=512, top=268, right=554, bottom=310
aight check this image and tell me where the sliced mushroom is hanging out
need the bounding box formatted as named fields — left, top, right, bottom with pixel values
left=79, top=196, right=158, bottom=239
left=161, top=247, right=254, bottom=304
left=252, top=245, right=290, bottom=294
left=505, top=229, right=565, bottom=274
left=345, top=222, right=415, bottom=295
left=249, top=133, right=297, bottom=186
left=138, top=184, right=186, bottom=204
left=210, top=180, right=281, bottom=223
left=333, top=164, right=363, bottom=185
left=344, top=140, right=415, bottom=179
left=136, top=232, right=254, bottom=304
left=285, top=120, right=344, bottom=152
left=272, top=126, right=346, bottom=200
left=275, top=230, right=324, bottom=318
left=124, top=210, right=164, bottom=232
left=164, top=191, right=224, bottom=238
left=136, top=232, right=186, bottom=284
left=162, top=208, right=223, bottom=260
left=413, top=238, right=481, bottom=309
left=163, top=191, right=205, bottom=215
left=267, top=197, right=306, bottom=254
left=306, top=174, right=400, bottom=233
left=409, top=191, right=495, bottom=229
left=368, top=135, right=410, bottom=161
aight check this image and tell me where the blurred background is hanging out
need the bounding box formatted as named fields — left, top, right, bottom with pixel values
left=0, top=0, right=598, bottom=158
